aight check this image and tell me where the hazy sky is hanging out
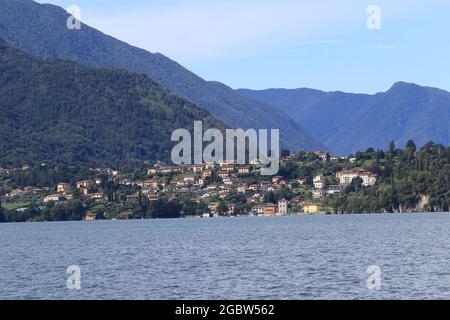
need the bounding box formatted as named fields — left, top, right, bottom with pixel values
left=36, top=0, right=450, bottom=93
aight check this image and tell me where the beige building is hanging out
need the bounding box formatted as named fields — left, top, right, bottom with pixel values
left=219, top=171, right=230, bottom=179
left=143, top=180, right=159, bottom=189
left=56, top=182, right=70, bottom=193
left=84, top=212, right=97, bottom=221
left=202, top=170, right=213, bottom=178
left=76, top=180, right=92, bottom=189
left=303, top=203, right=323, bottom=214
left=208, top=202, right=220, bottom=214
left=238, top=166, right=251, bottom=174
left=237, top=184, right=247, bottom=194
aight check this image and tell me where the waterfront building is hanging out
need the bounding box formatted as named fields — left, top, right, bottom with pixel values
left=278, top=198, right=288, bottom=215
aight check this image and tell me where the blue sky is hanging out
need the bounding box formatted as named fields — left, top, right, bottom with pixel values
left=36, top=0, right=450, bottom=93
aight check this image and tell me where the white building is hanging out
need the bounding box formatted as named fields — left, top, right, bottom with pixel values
left=251, top=205, right=264, bottom=215
left=278, top=199, right=288, bottom=215
left=43, top=194, right=66, bottom=203
left=183, top=176, right=195, bottom=183
left=326, top=185, right=343, bottom=195
left=336, top=170, right=377, bottom=187
left=312, top=189, right=325, bottom=199
left=313, top=175, right=326, bottom=190
left=237, top=184, right=247, bottom=194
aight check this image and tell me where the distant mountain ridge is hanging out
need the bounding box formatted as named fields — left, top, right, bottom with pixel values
left=0, top=0, right=326, bottom=152
left=238, top=82, right=450, bottom=155
left=0, top=38, right=226, bottom=167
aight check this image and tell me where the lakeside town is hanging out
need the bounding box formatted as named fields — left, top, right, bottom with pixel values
left=3, top=140, right=447, bottom=223
left=0, top=150, right=380, bottom=221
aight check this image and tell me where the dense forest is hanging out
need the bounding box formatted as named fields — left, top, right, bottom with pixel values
left=0, top=198, right=183, bottom=223
left=328, top=142, right=449, bottom=213
left=0, top=203, right=4, bottom=223
left=0, top=38, right=225, bottom=168
left=253, top=142, right=449, bottom=213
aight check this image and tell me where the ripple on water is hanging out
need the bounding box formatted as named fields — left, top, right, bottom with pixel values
left=1, top=213, right=450, bottom=299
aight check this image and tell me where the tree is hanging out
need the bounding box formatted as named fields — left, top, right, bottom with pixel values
left=148, top=200, right=181, bottom=219
left=388, top=141, right=396, bottom=155
left=196, top=201, right=209, bottom=215
left=218, top=201, right=229, bottom=215
left=405, top=140, right=417, bottom=152
left=281, top=148, right=291, bottom=158
left=137, top=191, right=147, bottom=219
left=405, top=140, right=417, bottom=160
left=276, top=188, right=293, bottom=201
left=264, top=191, right=277, bottom=204
left=182, top=200, right=198, bottom=216
left=345, top=177, right=364, bottom=194
left=40, top=200, right=86, bottom=221
left=295, top=151, right=308, bottom=161
left=235, top=203, right=252, bottom=215
left=0, top=200, right=4, bottom=223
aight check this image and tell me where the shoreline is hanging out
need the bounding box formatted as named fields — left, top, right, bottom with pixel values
left=1, top=211, right=447, bottom=225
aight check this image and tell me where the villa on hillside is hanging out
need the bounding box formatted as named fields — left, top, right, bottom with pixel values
left=336, top=169, right=377, bottom=186
left=313, top=175, right=326, bottom=190
left=76, top=180, right=93, bottom=189
left=56, top=182, right=70, bottom=193
left=43, top=194, right=66, bottom=203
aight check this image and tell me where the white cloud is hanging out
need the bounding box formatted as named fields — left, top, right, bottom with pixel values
left=302, top=40, right=348, bottom=45
left=371, top=44, right=397, bottom=49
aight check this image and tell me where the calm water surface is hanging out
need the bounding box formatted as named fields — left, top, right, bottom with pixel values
left=1, top=213, right=450, bottom=300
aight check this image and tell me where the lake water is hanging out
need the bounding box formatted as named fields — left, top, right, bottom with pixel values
left=1, top=213, right=450, bottom=300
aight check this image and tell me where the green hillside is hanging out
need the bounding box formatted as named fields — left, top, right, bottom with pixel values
left=0, top=0, right=326, bottom=152
left=0, top=38, right=225, bottom=168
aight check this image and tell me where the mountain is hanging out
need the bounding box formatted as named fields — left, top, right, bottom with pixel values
left=0, top=0, right=326, bottom=152
left=238, top=82, right=450, bottom=155
left=0, top=38, right=226, bottom=167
